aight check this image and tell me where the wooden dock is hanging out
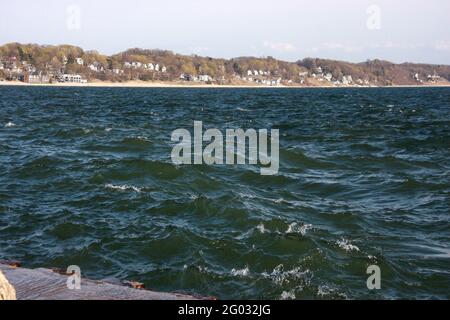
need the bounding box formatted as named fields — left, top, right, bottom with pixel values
left=0, top=263, right=203, bottom=300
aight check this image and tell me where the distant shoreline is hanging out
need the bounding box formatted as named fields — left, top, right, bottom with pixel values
left=1, top=80, right=449, bottom=89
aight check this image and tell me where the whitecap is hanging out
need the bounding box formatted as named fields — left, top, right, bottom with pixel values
left=105, top=128, right=112, bottom=132
left=262, top=264, right=311, bottom=286
left=336, top=239, right=360, bottom=252
left=256, top=223, right=267, bottom=234
left=280, top=290, right=296, bottom=300
left=105, top=183, right=142, bottom=193
left=317, top=285, right=347, bottom=299
left=231, top=266, right=250, bottom=277
left=189, top=194, right=199, bottom=200
left=236, top=107, right=250, bottom=112
left=286, top=222, right=312, bottom=236
left=4, top=122, right=15, bottom=127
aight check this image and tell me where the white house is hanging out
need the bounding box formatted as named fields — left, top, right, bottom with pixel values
left=162, top=66, right=167, bottom=73
left=247, top=70, right=252, bottom=76
left=148, top=63, right=155, bottom=71
left=324, top=73, right=332, bottom=81
left=155, top=64, right=160, bottom=71
left=198, top=74, right=212, bottom=82
left=131, top=62, right=142, bottom=68
left=253, top=70, right=259, bottom=76
left=124, top=62, right=132, bottom=68
left=342, top=75, right=353, bottom=85
left=427, top=74, right=441, bottom=82
left=61, top=74, right=82, bottom=83
left=76, top=58, right=84, bottom=65
left=88, top=62, right=104, bottom=72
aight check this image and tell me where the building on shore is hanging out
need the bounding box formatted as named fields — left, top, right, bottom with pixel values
left=19, top=72, right=50, bottom=83
left=59, top=74, right=87, bottom=83
left=198, top=74, right=213, bottom=82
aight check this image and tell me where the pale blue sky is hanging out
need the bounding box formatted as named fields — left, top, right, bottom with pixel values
left=1, top=0, right=450, bottom=64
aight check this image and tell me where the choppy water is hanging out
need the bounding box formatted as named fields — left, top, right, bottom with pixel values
left=0, top=86, right=449, bottom=299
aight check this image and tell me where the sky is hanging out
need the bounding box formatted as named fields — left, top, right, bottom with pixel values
left=1, top=0, right=450, bottom=64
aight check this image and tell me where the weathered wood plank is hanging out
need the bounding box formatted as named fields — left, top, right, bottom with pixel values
left=0, top=264, right=201, bottom=300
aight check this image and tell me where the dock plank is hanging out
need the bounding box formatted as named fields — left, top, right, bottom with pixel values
left=0, top=264, right=200, bottom=300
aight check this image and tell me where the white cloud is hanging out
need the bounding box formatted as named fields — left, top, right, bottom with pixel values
left=434, top=41, right=450, bottom=51
left=321, top=43, right=363, bottom=53
left=263, top=41, right=297, bottom=52
left=369, top=42, right=424, bottom=49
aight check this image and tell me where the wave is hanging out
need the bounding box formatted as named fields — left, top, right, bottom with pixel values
left=262, top=264, right=312, bottom=286
left=286, top=222, right=313, bottom=236
left=105, top=183, right=142, bottom=192
left=336, top=239, right=360, bottom=252
left=317, top=284, right=348, bottom=299
left=231, top=266, right=250, bottom=277
left=280, top=290, right=296, bottom=300
left=4, top=122, right=15, bottom=127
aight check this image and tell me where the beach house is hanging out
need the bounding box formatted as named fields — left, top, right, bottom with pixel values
left=88, top=64, right=98, bottom=72
left=60, top=74, right=86, bottom=83
left=342, top=75, right=353, bottom=85
left=198, top=74, right=213, bottom=82
left=20, top=72, right=50, bottom=83
left=131, top=62, right=142, bottom=68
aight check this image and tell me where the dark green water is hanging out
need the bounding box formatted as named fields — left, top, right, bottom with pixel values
left=0, top=86, right=449, bottom=299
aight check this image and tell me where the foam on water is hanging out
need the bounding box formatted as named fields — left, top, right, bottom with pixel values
left=336, top=239, right=360, bottom=252
left=231, top=266, right=250, bottom=277
left=280, top=290, right=296, bottom=300
left=286, top=222, right=313, bottom=236
left=105, top=183, right=142, bottom=193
